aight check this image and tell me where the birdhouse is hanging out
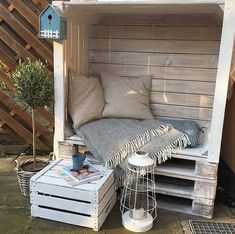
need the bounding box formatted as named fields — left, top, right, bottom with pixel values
left=39, top=4, right=67, bottom=40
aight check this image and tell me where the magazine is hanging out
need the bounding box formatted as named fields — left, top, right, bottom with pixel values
left=56, top=160, right=104, bottom=186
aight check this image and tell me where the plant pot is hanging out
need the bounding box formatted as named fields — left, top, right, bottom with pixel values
left=14, top=153, right=54, bottom=197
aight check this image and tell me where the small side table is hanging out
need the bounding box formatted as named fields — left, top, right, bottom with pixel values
left=30, top=159, right=116, bottom=231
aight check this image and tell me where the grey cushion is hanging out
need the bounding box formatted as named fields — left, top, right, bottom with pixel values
left=69, top=73, right=105, bottom=128
left=161, top=118, right=200, bottom=148
left=100, top=72, right=154, bottom=120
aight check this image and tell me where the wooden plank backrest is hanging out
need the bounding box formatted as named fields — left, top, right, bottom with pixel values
left=88, top=14, right=222, bottom=127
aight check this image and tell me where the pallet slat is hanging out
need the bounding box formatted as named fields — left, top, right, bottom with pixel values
left=151, top=92, right=214, bottom=108
left=151, top=79, right=215, bottom=95
left=157, top=194, right=213, bottom=218
left=90, top=51, right=219, bottom=69
left=99, top=14, right=222, bottom=26
left=90, top=25, right=221, bottom=40
left=90, top=38, right=220, bottom=54
left=151, top=104, right=212, bottom=121
left=155, top=159, right=217, bottom=181
left=156, top=181, right=194, bottom=199
left=89, top=63, right=217, bottom=82
left=156, top=179, right=215, bottom=206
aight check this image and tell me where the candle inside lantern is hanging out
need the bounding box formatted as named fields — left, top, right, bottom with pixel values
left=120, top=151, right=157, bottom=232
left=131, top=208, right=147, bottom=220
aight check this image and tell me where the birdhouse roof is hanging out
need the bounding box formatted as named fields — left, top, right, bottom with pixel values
left=40, top=4, right=66, bottom=19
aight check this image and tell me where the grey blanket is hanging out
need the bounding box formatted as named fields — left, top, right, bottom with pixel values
left=74, top=119, right=189, bottom=186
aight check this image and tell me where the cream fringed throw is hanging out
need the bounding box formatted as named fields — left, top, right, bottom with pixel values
left=75, top=118, right=190, bottom=187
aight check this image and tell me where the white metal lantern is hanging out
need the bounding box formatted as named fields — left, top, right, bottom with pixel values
left=120, top=151, right=157, bottom=232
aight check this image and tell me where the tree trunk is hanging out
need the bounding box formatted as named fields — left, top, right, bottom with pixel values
left=32, top=109, right=36, bottom=168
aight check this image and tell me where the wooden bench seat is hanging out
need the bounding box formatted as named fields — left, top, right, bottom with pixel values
left=64, top=124, right=210, bottom=159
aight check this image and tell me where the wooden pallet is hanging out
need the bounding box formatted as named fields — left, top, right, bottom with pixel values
left=58, top=142, right=79, bottom=159
left=154, top=157, right=217, bottom=218
left=157, top=194, right=214, bottom=218
left=156, top=157, right=218, bottom=180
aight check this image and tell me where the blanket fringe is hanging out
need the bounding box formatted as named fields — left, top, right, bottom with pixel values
left=151, top=134, right=190, bottom=164
left=106, top=125, right=190, bottom=169
left=106, top=125, right=170, bottom=168
left=114, top=134, right=190, bottom=188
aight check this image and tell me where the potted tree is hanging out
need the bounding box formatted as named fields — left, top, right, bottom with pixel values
left=11, top=59, right=53, bottom=196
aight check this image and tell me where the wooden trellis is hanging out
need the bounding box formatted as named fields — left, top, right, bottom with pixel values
left=0, top=0, right=53, bottom=151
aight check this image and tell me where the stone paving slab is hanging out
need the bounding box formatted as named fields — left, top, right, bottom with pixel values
left=0, top=157, right=234, bottom=234
left=25, top=206, right=183, bottom=234
left=0, top=175, right=29, bottom=208
left=0, top=208, right=30, bottom=234
left=0, top=156, right=16, bottom=174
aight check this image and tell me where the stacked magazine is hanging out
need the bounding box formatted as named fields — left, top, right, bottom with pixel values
left=56, top=160, right=104, bottom=186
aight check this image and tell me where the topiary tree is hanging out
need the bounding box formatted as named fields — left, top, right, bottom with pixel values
left=11, top=59, right=53, bottom=168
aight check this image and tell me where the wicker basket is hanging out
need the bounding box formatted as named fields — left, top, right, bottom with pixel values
left=15, top=153, right=55, bottom=197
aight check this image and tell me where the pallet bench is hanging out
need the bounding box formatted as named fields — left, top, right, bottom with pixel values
left=52, top=3, right=235, bottom=218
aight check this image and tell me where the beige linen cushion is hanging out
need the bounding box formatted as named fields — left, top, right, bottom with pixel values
left=100, top=72, right=154, bottom=120
left=69, top=73, right=105, bottom=128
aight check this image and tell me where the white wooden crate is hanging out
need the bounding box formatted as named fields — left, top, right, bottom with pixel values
left=30, top=159, right=116, bottom=231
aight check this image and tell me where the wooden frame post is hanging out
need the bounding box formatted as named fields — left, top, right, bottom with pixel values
left=52, top=1, right=66, bottom=157
left=208, top=0, right=235, bottom=163
left=53, top=40, right=65, bottom=157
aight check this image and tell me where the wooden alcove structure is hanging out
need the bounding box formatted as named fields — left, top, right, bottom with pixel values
left=52, top=0, right=235, bottom=218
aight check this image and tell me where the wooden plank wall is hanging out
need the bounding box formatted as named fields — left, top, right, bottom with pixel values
left=89, top=14, right=222, bottom=127
left=0, top=0, right=53, bottom=150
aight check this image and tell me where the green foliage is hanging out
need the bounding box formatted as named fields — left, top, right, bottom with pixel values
left=0, top=60, right=7, bottom=70
left=11, top=59, right=53, bottom=110
left=0, top=151, right=7, bottom=158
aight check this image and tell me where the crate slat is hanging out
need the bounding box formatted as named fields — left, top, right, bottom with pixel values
left=31, top=205, right=96, bottom=229
left=31, top=191, right=116, bottom=231
left=31, top=192, right=97, bottom=215
left=97, top=183, right=116, bottom=216
left=96, top=192, right=117, bottom=231
left=31, top=181, right=97, bottom=203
